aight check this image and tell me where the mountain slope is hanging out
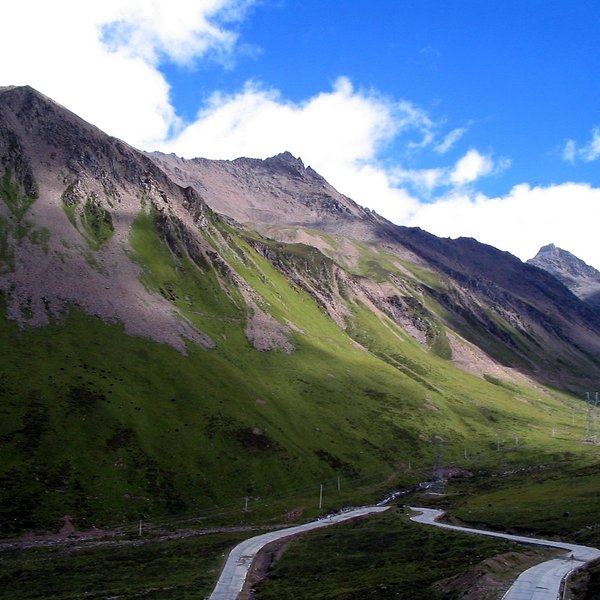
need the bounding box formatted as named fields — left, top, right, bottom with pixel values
left=0, top=85, right=217, bottom=350
left=528, top=243, right=600, bottom=308
left=0, top=86, right=597, bottom=534
left=150, top=150, right=600, bottom=390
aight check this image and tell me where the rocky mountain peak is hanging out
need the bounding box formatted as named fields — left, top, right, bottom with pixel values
left=0, top=84, right=217, bottom=350
left=148, top=149, right=377, bottom=235
left=0, top=85, right=98, bottom=141
left=266, top=150, right=304, bottom=165
left=528, top=244, right=600, bottom=307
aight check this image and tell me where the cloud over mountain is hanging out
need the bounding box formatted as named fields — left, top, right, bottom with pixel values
left=2, top=2, right=600, bottom=269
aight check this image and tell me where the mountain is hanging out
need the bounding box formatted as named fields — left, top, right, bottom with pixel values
left=150, top=150, right=600, bottom=388
left=528, top=243, right=600, bottom=308
left=1, top=85, right=599, bottom=534
left=147, top=150, right=380, bottom=238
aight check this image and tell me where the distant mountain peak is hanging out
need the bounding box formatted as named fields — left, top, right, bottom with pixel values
left=528, top=244, right=600, bottom=307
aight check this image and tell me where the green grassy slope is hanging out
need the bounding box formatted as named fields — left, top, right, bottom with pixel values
left=0, top=205, right=593, bottom=536
left=446, top=459, right=600, bottom=546
left=253, top=510, right=557, bottom=600
left=0, top=530, right=250, bottom=599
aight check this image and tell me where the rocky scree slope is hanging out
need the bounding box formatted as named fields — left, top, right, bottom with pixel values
left=377, top=225, right=600, bottom=388
left=148, top=150, right=384, bottom=240
left=0, top=85, right=292, bottom=353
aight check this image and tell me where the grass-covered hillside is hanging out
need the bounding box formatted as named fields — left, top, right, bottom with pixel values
left=0, top=197, right=592, bottom=536
left=1, top=85, right=599, bottom=542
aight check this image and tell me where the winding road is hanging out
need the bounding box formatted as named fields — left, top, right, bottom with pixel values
left=208, top=505, right=389, bottom=600
left=410, top=507, right=600, bottom=599
left=207, top=504, right=600, bottom=599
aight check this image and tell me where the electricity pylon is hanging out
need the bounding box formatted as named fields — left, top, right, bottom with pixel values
left=431, top=434, right=448, bottom=494
left=583, top=392, right=599, bottom=444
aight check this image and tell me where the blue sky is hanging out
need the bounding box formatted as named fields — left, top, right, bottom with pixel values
left=162, top=0, right=600, bottom=195
left=2, top=1, right=600, bottom=267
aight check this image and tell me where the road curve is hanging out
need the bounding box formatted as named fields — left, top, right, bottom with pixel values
left=208, top=505, right=389, bottom=600
left=410, top=507, right=600, bottom=600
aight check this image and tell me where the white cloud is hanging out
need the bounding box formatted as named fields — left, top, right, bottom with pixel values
left=563, top=128, right=600, bottom=163
left=165, top=77, right=439, bottom=166
left=392, top=167, right=446, bottom=194
left=450, top=149, right=494, bottom=185
left=580, top=128, right=600, bottom=161
left=167, top=77, right=401, bottom=163
left=162, top=77, right=431, bottom=221
left=0, top=1, right=254, bottom=148
left=563, top=139, right=576, bottom=163
left=434, top=127, right=467, bottom=154
left=100, top=0, right=253, bottom=66
left=163, top=78, right=517, bottom=226
left=3, top=3, right=600, bottom=270
left=390, top=149, right=505, bottom=197
left=406, top=183, right=600, bottom=268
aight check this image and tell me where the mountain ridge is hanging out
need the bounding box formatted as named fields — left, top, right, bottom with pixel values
left=1, top=85, right=599, bottom=534
left=2, top=84, right=599, bottom=382
left=0, top=84, right=221, bottom=350
left=147, top=149, right=384, bottom=242
left=147, top=145, right=600, bottom=389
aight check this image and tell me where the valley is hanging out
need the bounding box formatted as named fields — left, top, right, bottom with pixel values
left=1, top=85, right=600, bottom=598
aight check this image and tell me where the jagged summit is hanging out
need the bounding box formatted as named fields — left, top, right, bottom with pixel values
left=148, top=149, right=379, bottom=236
left=528, top=243, right=600, bottom=307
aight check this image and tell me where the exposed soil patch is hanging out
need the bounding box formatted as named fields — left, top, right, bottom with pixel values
left=435, top=548, right=564, bottom=599
left=239, top=534, right=298, bottom=600
left=569, top=557, right=600, bottom=599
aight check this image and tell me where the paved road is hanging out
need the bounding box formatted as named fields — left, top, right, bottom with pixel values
left=208, top=505, right=389, bottom=600
left=410, top=507, right=600, bottom=600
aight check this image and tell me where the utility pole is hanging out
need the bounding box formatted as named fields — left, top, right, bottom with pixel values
left=244, top=496, right=249, bottom=511
left=337, top=476, right=341, bottom=492
left=139, top=519, right=143, bottom=536
left=319, top=484, right=323, bottom=510
left=431, top=434, right=448, bottom=494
